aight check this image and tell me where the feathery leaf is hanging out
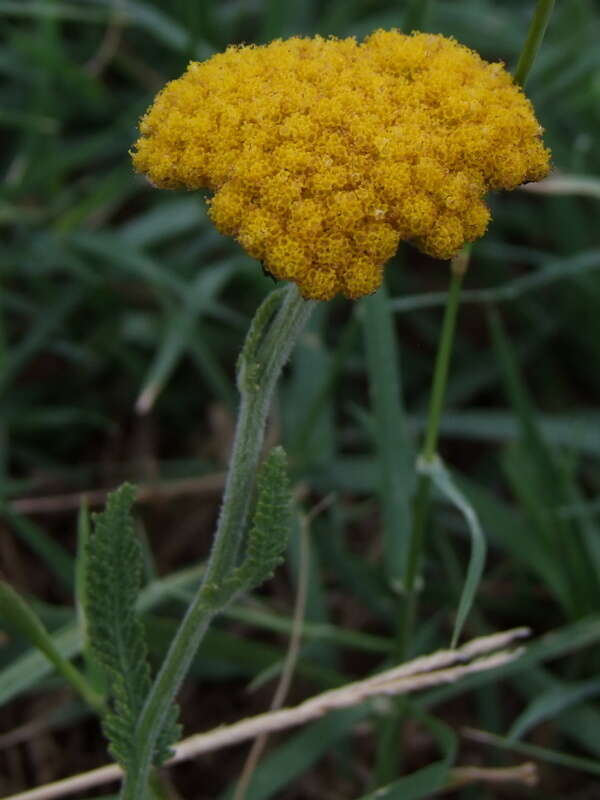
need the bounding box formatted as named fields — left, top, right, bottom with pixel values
left=85, top=484, right=179, bottom=767
left=230, top=446, right=293, bottom=594
left=201, top=447, right=292, bottom=609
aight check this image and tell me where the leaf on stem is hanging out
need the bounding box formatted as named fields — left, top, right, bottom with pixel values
left=236, top=288, right=285, bottom=391
left=235, top=446, right=292, bottom=590
left=85, top=484, right=180, bottom=767
left=206, top=446, right=292, bottom=606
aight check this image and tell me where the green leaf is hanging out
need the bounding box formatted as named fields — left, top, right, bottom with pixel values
left=0, top=623, right=80, bottom=708
left=457, top=475, right=566, bottom=603
left=154, top=702, right=182, bottom=767
left=419, top=456, right=486, bottom=648
left=390, top=249, right=600, bottom=315
left=508, top=677, right=600, bottom=741
left=75, top=499, right=91, bottom=640
left=210, top=446, right=292, bottom=605
left=86, top=484, right=179, bottom=767
left=285, top=304, right=337, bottom=469
left=465, top=728, right=600, bottom=778
left=367, top=763, right=448, bottom=800
left=243, top=446, right=292, bottom=585
left=0, top=565, right=204, bottom=707
left=226, top=598, right=394, bottom=654
left=0, top=502, right=74, bottom=589
left=487, top=307, right=564, bottom=501
left=358, top=713, right=457, bottom=799
left=0, top=580, right=64, bottom=667
left=135, top=264, right=237, bottom=413
left=361, top=282, right=414, bottom=589
left=420, top=409, right=600, bottom=457
left=76, top=498, right=106, bottom=694
left=489, top=307, right=595, bottom=616
left=0, top=285, right=84, bottom=393
left=0, top=580, right=102, bottom=711
left=510, top=664, right=600, bottom=760
left=220, top=707, right=367, bottom=800
left=119, top=197, right=206, bottom=247
left=236, top=289, right=285, bottom=391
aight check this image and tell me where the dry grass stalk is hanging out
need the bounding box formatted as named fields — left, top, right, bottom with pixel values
left=5, top=627, right=529, bottom=800
left=444, top=762, right=538, bottom=792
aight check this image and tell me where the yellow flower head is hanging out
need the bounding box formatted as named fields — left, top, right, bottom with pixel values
left=132, top=31, right=550, bottom=301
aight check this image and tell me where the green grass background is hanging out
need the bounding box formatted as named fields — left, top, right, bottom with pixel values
left=2, top=0, right=600, bottom=797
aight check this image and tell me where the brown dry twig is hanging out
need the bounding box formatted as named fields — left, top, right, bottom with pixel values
left=9, top=473, right=226, bottom=516
left=444, top=762, right=538, bottom=792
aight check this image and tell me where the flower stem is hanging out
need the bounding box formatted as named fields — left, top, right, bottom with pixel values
left=421, top=264, right=465, bottom=463
left=514, top=0, right=555, bottom=87
left=399, top=255, right=467, bottom=656
left=120, top=284, right=313, bottom=800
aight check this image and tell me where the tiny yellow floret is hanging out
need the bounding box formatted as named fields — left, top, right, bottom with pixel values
left=132, top=31, right=550, bottom=301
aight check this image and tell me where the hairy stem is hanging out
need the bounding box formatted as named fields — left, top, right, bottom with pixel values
left=120, top=284, right=313, bottom=800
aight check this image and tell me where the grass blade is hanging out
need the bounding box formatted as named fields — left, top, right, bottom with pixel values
left=464, top=727, right=600, bottom=778
left=360, top=713, right=457, bottom=799
left=0, top=580, right=102, bottom=710
left=361, top=282, right=414, bottom=589
left=220, top=708, right=367, bottom=800
left=419, top=456, right=486, bottom=648
left=508, top=677, right=600, bottom=740
left=0, top=503, right=74, bottom=589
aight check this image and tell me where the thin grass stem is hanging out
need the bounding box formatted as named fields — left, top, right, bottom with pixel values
left=514, top=0, right=555, bottom=86
left=399, top=256, right=467, bottom=657
left=422, top=268, right=465, bottom=463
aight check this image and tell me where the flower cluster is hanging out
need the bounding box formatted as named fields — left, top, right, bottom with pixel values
left=132, top=31, right=550, bottom=300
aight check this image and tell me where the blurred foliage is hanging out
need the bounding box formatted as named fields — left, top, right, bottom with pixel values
left=2, top=0, right=600, bottom=797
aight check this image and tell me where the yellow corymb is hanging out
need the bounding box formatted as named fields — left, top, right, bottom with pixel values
left=132, top=31, right=550, bottom=301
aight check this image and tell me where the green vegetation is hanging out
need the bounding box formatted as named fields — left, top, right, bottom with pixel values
left=2, top=1, right=600, bottom=798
